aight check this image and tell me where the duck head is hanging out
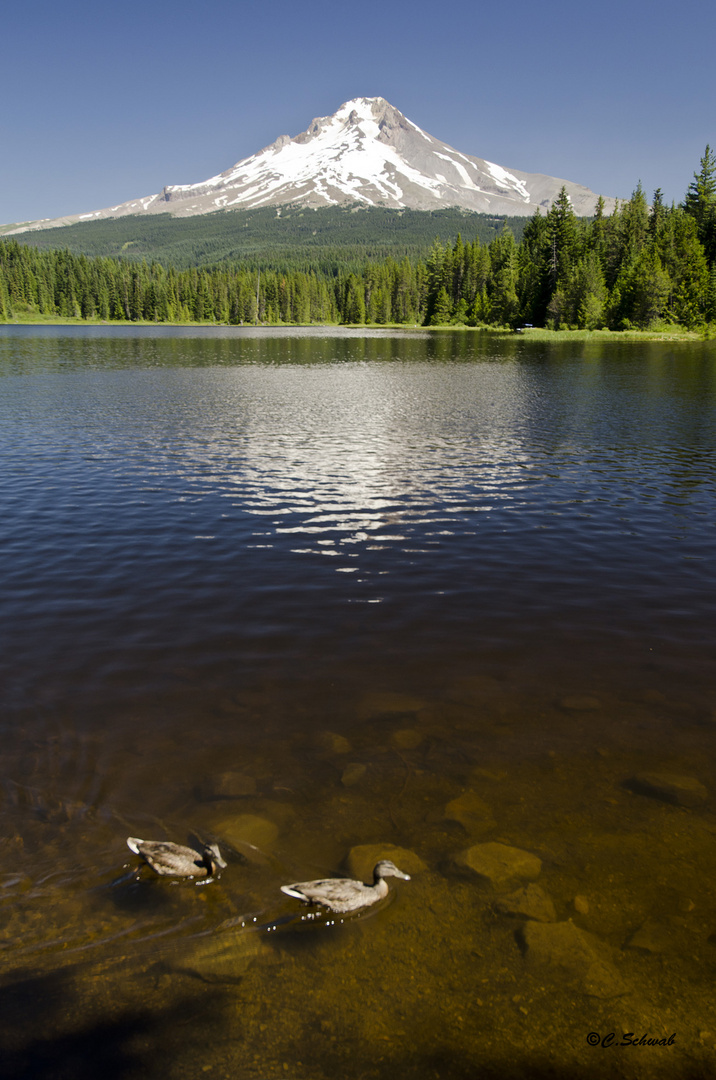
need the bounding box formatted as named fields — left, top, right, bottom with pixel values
left=373, top=860, right=411, bottom=882
left=204, top=843, right=227, bottom=875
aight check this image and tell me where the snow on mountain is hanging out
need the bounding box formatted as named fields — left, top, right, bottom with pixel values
left=7, top=97, right=613, bottom=233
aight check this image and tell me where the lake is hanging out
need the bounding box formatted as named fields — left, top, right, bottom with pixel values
left=1, top=325, right=715, bottom=1080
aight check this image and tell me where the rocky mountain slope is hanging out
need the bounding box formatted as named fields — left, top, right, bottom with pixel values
left=8, top=97, right=613, bottom=233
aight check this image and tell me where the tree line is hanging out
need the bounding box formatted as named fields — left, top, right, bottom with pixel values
left=2, top=147, right=715, bottom=330
left=10, top=205, right=522, bottom=270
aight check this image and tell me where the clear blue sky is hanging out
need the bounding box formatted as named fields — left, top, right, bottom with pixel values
left=2, top=0, right=714, bottom=224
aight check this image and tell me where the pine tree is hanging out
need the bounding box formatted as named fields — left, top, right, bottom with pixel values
left=589, top=195, right=607, bottom=263
left=430, top=286, right=452, bottom=325
left=423, top=238, right=450, bottom=323
left=609, top=248, right=671, bottom=329
left=545, top=187, right=579, bottom=288
left=549, top=252, right=607, bottom=329
left=648, top=189, right=668, bottom=240
left=670, top=215, right=709, bottom=328
left=487, top=227, right=519, bottom=326
left=452, top=233, right=465, bottom=299
left=517, top=209, right=551, bottom=324
left=707, top=263, right=716, bottom=323
left=683, top=145, right=716, bottom=265
left=0, top=275, right=11, bottom=320
left=342, top=274, right=366, bottom=324
left=619, top=183, right=650, bottom=262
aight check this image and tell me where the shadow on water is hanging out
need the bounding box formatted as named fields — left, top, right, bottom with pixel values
left=0, top=963, right=229, bottom=1080
left=103, top=874, right=176, bottom=917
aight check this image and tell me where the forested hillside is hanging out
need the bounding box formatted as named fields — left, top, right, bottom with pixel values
left=2, top=150, right=715, bottom=331
left=5, top=206, right=524, bottom=271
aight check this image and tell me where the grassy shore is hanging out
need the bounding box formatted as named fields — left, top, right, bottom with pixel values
left=0, top=312, right=711, bottom=341
left=513, top=325, right=706, bottom=342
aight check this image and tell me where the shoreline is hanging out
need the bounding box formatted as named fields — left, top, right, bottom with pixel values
left=0, top=316, right=707, bottom=343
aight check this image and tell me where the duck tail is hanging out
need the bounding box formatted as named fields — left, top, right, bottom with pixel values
left=126, top=837, right=143, bottom=854
left=280, top=885, right=306, bottom=900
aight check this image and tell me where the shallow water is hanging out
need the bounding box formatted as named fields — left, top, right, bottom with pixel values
left=1, top=325, right=715, bottom=1079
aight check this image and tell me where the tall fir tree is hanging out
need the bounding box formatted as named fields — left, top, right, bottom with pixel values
left=487, top=226, right=519, bottom=326
left=683, top=145, right=716, bottom=265
left=545, top=186, right=579, bottom=289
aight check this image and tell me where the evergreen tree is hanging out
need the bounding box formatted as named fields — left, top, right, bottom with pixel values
left=451, top=233, right=466, bottom=298
left=609, top=248, right=671, bottom=328
left=602, top=185, right=649, bottom=291
left=707, top=263, right=716, bottom=323
left=517, top=209, right=551, bottom=324
left=463, top=240, right=490, bottom=310
left=618, top=183, right=650, bottom=262
left=393, top=257, right=419, bottom=323
left=549, top=252, right=607, bottom=329
left=0, top=274, right=11, bottom=320
left=423, top=238, right=450, bottom=323
left=342, top=274, right=366, bottom=324
left=588, top=195, right=608, bottom=264
left=648, top=189, right=668, bottom=240
left=430, top=286, right=452, bottom=325
left=466, top=287, right=489, bottom=326
left=670, top=216, right=710, bottom=327
left=683, top=145, right=716, bottom=265
left=545, top=187, right=579, bottom=288
left=487, top=226, right=519, bottom=326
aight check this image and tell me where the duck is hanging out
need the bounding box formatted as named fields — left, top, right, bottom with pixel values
left=280, top=859, right=411, bottom=913
left=127, top=837, right=226, bottom=879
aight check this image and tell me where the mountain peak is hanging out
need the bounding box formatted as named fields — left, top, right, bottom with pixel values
left=6, top=98, right=615, bottom=234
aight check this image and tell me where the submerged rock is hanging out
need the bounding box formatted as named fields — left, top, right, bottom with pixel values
left=195, top=771, right=257, bottom=801
left=521, top=920, right=627, bottom=998
left=312, top=731, right=352, bottom=756
left=637, top=689, right=667, bottom=705
left=441, top=791, right=495, bottom=835
left=346, top=843, right=427, bottom=881
left=623, top=919, right=673, bottom=954
left=216, top=694, right=247, bottom=715
left=495, top=883, right=556, bottom=923
left=214, top=814, right=279, bottom=856
left=341, top=763, right=367, bottom=787
left=470, top=766, right=507, bottom=783
left=357, top=692, right=428, bottom=720
left=559, top=695, right=601, bottom=712
left=178, top=930, right=270, bottom=983
left=390, top=728, right=425, bottom=750
left=445, top=675, right=502, bottom=703
left=626, top=772, right=708, bottom=808
left=452, top=842, right=541, bottom=889
left=6, top=781, right=93, bottom=825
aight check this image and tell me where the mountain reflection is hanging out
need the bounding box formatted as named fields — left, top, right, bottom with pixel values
left=173, top=360, right=536, bottom=562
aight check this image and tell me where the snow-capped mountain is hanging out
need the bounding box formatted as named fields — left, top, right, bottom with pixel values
left=9, top=98, right=613, bottom=233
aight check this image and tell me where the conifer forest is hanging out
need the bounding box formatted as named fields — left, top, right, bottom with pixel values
left=2, top=148, right=715, bottom=331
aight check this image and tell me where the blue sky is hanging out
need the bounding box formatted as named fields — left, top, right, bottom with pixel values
left=2, top=0, right=714, bottom=224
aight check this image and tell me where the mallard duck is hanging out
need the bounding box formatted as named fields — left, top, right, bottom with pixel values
left=280, top=860, right=410, bottom=913
left=127, top=837, right=226, bottom=879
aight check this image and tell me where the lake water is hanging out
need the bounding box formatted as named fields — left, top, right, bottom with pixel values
left=1, top=325, right=715, bottom=1079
